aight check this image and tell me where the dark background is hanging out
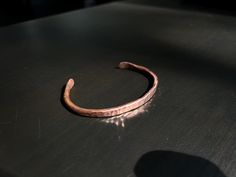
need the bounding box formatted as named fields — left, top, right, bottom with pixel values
left=1, top=0, right=236, bottom=27
left=0, top=0, right=111, bottom=26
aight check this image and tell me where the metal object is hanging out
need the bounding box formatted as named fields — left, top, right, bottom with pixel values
left=63, top=61, right=158, bottom=118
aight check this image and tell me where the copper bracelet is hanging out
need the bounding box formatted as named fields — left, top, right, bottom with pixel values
left=63, top=61, right=158, bottom=118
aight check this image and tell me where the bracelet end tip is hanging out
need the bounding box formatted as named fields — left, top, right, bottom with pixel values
left=66, top=78, right=75, bottom=89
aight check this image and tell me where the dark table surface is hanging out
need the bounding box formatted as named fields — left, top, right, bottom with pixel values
left=0, top=2, right=236, bottom=177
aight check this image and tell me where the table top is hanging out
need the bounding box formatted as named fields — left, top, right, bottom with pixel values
left=0, top=2, right=236, bottom=177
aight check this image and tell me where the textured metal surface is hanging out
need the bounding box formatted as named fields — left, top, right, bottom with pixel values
left=0, top=2, right=236, bottom=177
left=63, top=61, right=158, bottom=117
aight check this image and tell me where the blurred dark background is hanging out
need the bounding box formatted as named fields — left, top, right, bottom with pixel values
left=0, top=0, right=235, bottom=27
left=0, top=0, right=112, bottom=27
left=127, top=0, right=236, bottom=15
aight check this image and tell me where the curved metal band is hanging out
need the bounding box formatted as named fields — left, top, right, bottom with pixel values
left=63, top=61, right=158, bottom=118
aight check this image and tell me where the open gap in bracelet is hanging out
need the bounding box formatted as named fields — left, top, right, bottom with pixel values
left=116, top=66, right=154, bottom=98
